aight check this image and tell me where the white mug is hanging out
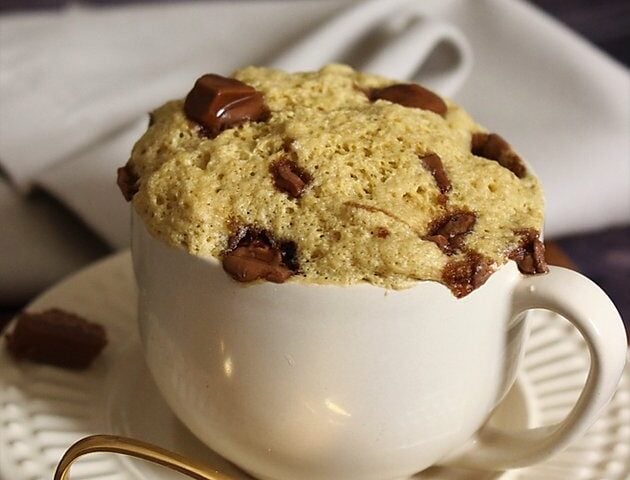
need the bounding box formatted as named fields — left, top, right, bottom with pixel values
left=269, top=0, right=473, bottom=97
left=131, top=213, right=626, bottom=480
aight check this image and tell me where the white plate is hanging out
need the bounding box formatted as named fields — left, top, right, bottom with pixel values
left=0, top=252, right=628, bottom=480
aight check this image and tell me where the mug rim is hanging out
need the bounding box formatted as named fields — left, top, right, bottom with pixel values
left=131, top=208, right=524, bottom=298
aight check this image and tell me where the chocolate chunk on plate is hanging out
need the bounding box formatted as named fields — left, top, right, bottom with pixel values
left=509, top=229, right=549, bottom=274
left=369, top=83, right=447, bottom=116
left=425, top=211, right=477, bottom=254
left=270, top=157, right=311, bottom=198
left=184, top=74, right=269, bottom=137
left=442, top=252, right=494, bottom=298
left=471, top=132, right=527, bottom=179
left=223, top=226, right=298, bottom=283
left=5, top=309, right=107, bottom=370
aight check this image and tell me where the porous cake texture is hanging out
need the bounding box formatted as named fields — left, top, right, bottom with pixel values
left=123, top=65, right=545, bottom=295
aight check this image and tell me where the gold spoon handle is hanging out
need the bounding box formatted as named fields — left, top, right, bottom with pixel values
left=54, top=434, right=235, bottom=480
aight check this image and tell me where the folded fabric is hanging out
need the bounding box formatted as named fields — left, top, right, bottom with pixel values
left=0, top=179, right=108, bottom=302
left=449, top=0, right=629, bottom=236
left=0, top=0, right=349, bottom=190
left=0, top=0, right=628, bottom=303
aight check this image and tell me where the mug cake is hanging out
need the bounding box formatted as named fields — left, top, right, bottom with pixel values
left=118, top=64, right=547, bottom=297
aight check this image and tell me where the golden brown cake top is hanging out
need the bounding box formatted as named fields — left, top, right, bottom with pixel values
left=122, top=64, right=546, bottom=296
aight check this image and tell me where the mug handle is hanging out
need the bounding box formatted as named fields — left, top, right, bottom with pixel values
left=269, top=0, right=472, bottom=97
left=270, top=0, right=420, bottom=71
left=445, top=266, right=627, bottom=470
left=361, top=17, right=473, bottom=97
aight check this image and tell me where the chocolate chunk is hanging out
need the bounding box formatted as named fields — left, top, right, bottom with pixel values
left=5, top=309, right=107, bottom=369
left=184, top=74, right=268, bottom=137
left=509, top=230, right=549, bottom=274
left=116, top=164, right=139, bottom=202
left=375, top=227, right=390, bottom=238
left=425, top=211, right=477, bottom=254
left=270, top=157, right=311, bottom=198
left=421, top=153, right=451, bottom=194
left=369, top=83, right=447, bottom=116
left=223, top=226, right=298, bottom=283
left=471, top=133, right=527, bottom=179
left=443, top=253, right=494, bottom=298
left=223, top=245, right=292, bottom=283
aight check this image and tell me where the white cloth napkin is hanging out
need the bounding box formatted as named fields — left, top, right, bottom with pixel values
left=1, top=0, right=628, bottom=302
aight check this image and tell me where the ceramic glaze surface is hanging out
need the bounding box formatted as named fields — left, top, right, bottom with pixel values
left=131, top=214, right=629, bottom=480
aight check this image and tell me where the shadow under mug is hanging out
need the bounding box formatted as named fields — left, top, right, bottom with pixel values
left=102, top=214, right=628, bottom=480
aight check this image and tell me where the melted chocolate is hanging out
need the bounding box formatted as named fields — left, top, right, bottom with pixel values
left=425, top=211, right=477, bottom=254
left=509, top=229, right=549, bottom=274
left=270, top=157, right=311, bottom=198
left=421, top=153, right=452, bottom=195
left=442, top=253, right=494, bottom=298
left=223, top=226, right=298, bottom=283
left=369, top=83, right=447, bottom=116
left=184, top=74, right=269, bottom=137
left=471, top=133, right=527, bottom=179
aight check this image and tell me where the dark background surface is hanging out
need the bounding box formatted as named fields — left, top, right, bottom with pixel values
left=528, top=0, right=629, bottom=334
left=1, top=0, right=628, bottom=334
